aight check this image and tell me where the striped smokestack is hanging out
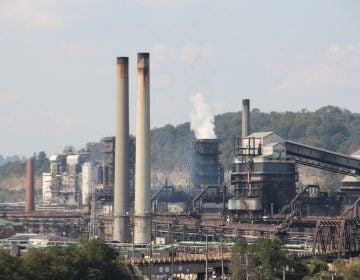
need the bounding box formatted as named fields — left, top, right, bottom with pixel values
left=25, top=157, right=35, bottom=212
left=242, top=99, right=250, bottom=138
left=113, top=57, right=130, bottom=242
left=134, top=53, right=151, bottom=244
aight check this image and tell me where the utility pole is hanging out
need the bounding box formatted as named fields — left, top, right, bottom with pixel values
left=221, top=237, right=224, bottom=279
left=205, top=233, right=208, bottom=280
left=132, top=217, right=135, bottom=265
left=171, top=218, right=175, bottom=278
left=245, top=252, right=249, bottom=280
left=149, top=240, right=152, bottom=280
left=149, top=213, right=153, bottom=280
left=283, top=266, right=286, bottom=280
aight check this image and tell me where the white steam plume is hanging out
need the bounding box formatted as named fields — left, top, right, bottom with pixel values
left=189, top=93, right=216, bottom=139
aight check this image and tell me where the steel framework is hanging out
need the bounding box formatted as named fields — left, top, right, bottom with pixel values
left=312, top=219, right=360, bottom=255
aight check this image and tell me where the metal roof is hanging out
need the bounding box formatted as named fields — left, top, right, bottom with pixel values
left=246, top=131, right=275, bottom=139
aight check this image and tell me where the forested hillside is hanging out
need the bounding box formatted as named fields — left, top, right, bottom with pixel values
left=150, top=105, right=360, bottom=188
left=151, top=105, right=360, bottom=169
left=0, top=152, right=49, bottom=202
left=1, top=105, right=360, bottom=200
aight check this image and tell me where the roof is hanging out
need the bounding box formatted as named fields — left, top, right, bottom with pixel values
left=0, top=218, right=22, bottom=227
left=341, top=175, right=360, bottom=183
left=246, top=131, right=275, bottom=139
left=351, top=149, right=360, bottom=157
left=264, top=142, right=284, bottom=148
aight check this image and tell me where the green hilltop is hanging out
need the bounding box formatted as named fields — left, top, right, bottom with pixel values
left=1, top=105, right=360, bottom=201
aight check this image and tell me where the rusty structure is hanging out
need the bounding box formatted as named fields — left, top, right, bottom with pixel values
left=25, top=158, right=35, bottom=212
left=101, top=137, right=115, bottom=189
left=312, top=219, right=360, bottom=255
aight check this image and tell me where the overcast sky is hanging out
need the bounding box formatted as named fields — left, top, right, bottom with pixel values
left=1, top=0, right=359, bottom=157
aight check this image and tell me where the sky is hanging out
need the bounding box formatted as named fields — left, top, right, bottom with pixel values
left=0, top=0, right=359, bottom=157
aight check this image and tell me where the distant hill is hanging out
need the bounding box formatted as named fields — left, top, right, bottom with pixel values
left=150, top=105, right=360, bottom=189
left=0, top=152, right=49, bottom=202
left=1, top=105, right=360, bottom=201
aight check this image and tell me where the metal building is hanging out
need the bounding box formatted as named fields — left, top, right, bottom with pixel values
left=341, top=149, right=360, bottom=200
left=95, top=136, right=135, bottom=215
left=191, top=139, right=223, bottom=190
left=229, top=132, right=297, bottom=216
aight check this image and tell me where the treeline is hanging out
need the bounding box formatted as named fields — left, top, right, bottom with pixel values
left=2, top=105, right=360, bottom=183
left=0, top=152, right=50, bottom=178
left=0, top=155, right=25, bottom=166
left=0, top=239, right=137, bottom=280
left=230, top=237, right=360, bottom=279
left=151, top=105, right=360, bottom=170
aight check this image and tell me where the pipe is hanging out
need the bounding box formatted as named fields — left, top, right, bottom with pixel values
left=242, top=99, right=250, bottom=138
left=25, top=157, right=35, bottom=212
left=134, top=53, right=151, bottom=244
left=113, top=57, right=130, bottom=242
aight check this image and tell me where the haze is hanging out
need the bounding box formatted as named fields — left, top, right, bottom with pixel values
left=0, top=0, right=359, bottom=156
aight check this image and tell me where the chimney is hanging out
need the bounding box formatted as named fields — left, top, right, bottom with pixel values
left=25, top=157, right=35, bottom=212
left=134, top=53, right=151, bottom=244
left=113, top=57, right=130, bottom=242
left=242, top=99, right=250, bottom=138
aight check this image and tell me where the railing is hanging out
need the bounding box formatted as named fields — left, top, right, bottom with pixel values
left=131, top=252, right=232, bottom=265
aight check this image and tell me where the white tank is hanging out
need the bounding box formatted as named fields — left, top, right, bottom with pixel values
left=42, top=173, right=52, bottom=202
left=81, top=162, right=98, bottom=206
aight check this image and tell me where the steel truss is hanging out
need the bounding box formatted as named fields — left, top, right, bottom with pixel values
left=313, top=219, right=360, bottom=255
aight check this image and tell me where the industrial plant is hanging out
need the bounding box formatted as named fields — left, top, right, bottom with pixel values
left=2, top=53, right=360, bottom=279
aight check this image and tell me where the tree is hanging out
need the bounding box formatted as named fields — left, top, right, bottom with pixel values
left=71, top=239, right=132, bottom=280
left=22, top=246, right=73, bottom=280
left=18, top=240, right=136, bottom=280
left=0, top=249, right=24, bottom=280
left=230, top=237, right=308, bottom=280
left=229, top=238, right=250, bottom=280
left=345, top=257, right=360, bottom=279
left=307, top=258, right=329, bottom=279
left=34, top=151, right=50, bottom=174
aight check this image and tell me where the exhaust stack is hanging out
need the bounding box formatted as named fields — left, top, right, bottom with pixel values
left=113, top=57, right=130, bottom=242
left=25, top=157, right=35, bottom=212
left=134, top=53, right=151, bottom=244
left=242, top=99, right=250, bottom=138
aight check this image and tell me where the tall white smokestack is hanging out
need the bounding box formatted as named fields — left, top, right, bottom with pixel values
left=242, top=99, right=250, bottom=138
left=113, top=57, right=130, bottom=242
left=134, top=53, right=151, bottom=244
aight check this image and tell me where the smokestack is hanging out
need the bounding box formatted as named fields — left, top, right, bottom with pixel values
left=134, top=53, right=151, bottom=244
left=242, top=99, right=250, bottom=138
left=25, top=157, right=35, bottom=212
left=113, top=57, right=130, bottom=242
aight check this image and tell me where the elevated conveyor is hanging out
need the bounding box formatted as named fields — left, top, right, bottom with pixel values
left=285, top=140, right=360, bottom=176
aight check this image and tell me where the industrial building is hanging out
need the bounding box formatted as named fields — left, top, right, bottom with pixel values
left=3, top=51, right=360, bottom=280
left=42, top=152, right=91, bottom=207
left=229, top=132, right=297, bottom=216
left=191, top=139, right=223, bottom=190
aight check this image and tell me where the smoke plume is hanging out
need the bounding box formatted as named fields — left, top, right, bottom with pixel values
left=189, top=93, right=216, bottom=139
